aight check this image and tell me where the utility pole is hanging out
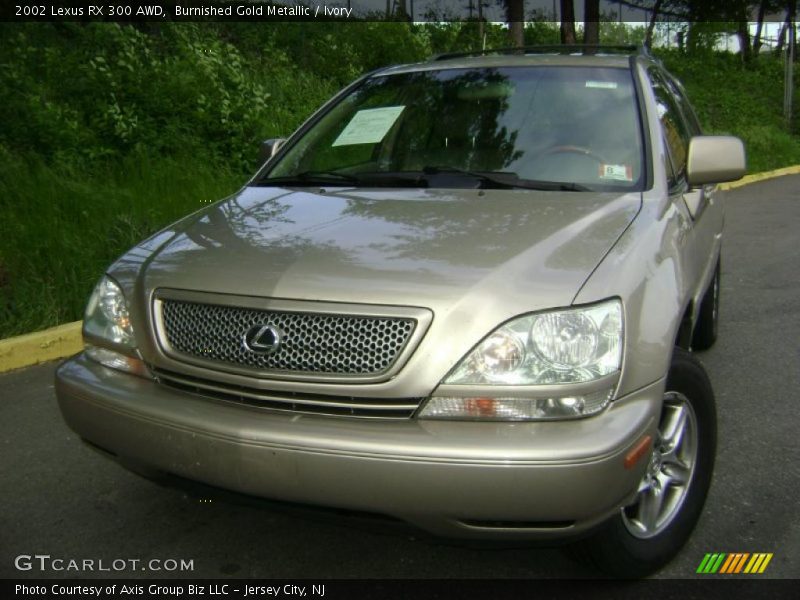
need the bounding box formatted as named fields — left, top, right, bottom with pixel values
left=785, top=19, right=796, bottom=128
left=478, top=0, right=484, bottom=48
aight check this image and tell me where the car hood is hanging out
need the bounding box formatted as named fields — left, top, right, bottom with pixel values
left=122, top=187, right=641, bottom=336
left=129, top=186, right=641, bottom=320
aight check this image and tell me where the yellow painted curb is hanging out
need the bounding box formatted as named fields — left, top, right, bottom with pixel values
left=718, top=164, right=800, bottom=190
left=0, top=321, right=82, bottom=373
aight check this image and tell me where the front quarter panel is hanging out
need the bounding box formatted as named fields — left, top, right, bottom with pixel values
left=575, top=191, right=689, bottom=396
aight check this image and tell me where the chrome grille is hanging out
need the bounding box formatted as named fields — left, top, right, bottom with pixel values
left=152, top=367, right=423, bottom=419
left=159, top=299, right=416, bottom=376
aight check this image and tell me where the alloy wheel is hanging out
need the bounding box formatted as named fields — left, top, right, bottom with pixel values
left=622, top=391, right=698, bottom=539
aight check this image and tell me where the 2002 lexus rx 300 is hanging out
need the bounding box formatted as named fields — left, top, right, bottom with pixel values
left=56, top=46, right=746, bottom=576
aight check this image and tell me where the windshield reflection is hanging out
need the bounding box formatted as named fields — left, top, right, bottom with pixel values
left=263, top=66, right=644, bottom=191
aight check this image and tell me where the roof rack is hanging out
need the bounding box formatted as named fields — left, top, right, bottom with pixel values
left=431, top=44, right=650, bottom=62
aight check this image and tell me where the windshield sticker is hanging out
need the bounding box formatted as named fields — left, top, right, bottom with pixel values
left=599, top=164, right=633, bottom=182
left=585, top=81, right=618, bottom=89
left=332, top=106, right=405, bottom=146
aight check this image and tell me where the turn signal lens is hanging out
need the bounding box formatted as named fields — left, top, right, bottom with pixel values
left=85, top=345, right=150, bottom=378
left=418, top=388, right=614, bottom=421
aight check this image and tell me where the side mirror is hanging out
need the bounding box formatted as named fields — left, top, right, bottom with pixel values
left=259, top=138, right=287, bottom=164
left=687, top=135, right=746, bottom=186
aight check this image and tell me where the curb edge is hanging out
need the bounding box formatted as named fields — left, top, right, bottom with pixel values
left=717, top=165, right=800, bottom=190
left=0, top=321, right=82, bottom=373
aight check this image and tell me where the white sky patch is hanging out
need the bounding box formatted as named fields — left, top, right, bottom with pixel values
left=333, top=106, right=405, bottom=147
left=586, top=81, right=618, bottom=89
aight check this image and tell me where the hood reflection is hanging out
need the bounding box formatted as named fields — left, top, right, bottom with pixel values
left=142, top=185, right=641, bottom=309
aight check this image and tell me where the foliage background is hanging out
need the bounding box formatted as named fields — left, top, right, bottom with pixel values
left=1, top=21, right=798, bottom=338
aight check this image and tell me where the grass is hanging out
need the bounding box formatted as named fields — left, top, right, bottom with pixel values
left=658, top=49, right=800, bottom=173
left=0, top=152, right=243, bottom=338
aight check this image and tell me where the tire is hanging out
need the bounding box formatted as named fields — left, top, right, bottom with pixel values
left=692, top=258, right=721, bottom=351
left=573, top=348, right=717, bottom=578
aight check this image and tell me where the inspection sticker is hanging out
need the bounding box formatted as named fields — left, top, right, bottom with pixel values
left=599, top=163, right=633, bottom=181
left=332, top=106, right=405, bottom=146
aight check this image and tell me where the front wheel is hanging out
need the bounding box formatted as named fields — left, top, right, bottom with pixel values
left=574, top=348, right=717, bottom=578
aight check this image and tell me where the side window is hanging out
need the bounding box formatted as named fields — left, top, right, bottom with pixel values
left=665, top=75, right=703, bottom=136
left=649, top=69, right=693, bottom=190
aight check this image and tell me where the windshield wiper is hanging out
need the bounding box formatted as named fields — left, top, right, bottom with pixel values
left=420, top=167, right=592, bottom=191
left=260, top=170, right=432, bottom=188
left=257, top=170, right=361, bottom=186
left=523, top=180, right=593, bottom=192
left=257, top=168, right=593, bottom=192
left=422, top=166, right=520, bottom=189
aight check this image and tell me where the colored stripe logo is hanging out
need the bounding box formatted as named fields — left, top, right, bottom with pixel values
left=696, top=553, right=773, bottom=574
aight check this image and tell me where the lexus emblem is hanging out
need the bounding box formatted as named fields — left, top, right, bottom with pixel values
left=243, top=324, right=283, bottom=355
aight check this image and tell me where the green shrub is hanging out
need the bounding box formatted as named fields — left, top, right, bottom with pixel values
left=657, top=48, right=800, bottom=172
left=0, top=151, right=241, bottom=337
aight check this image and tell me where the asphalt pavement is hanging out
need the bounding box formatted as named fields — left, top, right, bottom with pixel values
left=1, top=176, right=798, bottom=580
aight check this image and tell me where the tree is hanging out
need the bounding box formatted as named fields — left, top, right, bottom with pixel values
left=560, top=0, right=577, bottom=44
left=505, top=0, right=525, bottom=48
left=776, top=0, right=797, bottom=55
left=729, top=0, right=753, bottom=62
left=645, top=0, right=665, bottom=48
left=584, top=0, right=600, bottom=45
left=752, top=0, right=770, bottom=54
left=750, top=1, right=792, bottom=55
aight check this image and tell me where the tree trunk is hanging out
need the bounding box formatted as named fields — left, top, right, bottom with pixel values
left=478, top=0, right=485, bottom=48
left=737, top=20, right=752, bottom=63
left=752, top=0, right=768, bottom=55
left=792, top=0, right=798, bottom=62
left=686, top=0, right=710, bottom=53
left=777, top=18, right=789, bottom=54
left=560, top=0, right=576, bottom=44
left=785, top=21, right=795, bottom=126
left=584, top=0, right=600, bottom=46
left=645, top=0, right=664, bottom=49
left=777, top=1, right=797, bottom=54
left=505, top=0, right=525, bottom=48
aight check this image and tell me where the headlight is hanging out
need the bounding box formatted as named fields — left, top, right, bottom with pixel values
left=83, top=275, right=148, bottom=377
left=444, top=299, right=622, bottom=385
left=83, top=275, right=136, bottom=349
left=418, top=299, right=622, bottom=421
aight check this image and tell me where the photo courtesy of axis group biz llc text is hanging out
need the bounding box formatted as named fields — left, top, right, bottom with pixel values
left=15, top=584, right=326, bottom=597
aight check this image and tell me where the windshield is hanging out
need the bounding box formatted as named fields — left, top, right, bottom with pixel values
left=260, top=66, right=645, bottom=191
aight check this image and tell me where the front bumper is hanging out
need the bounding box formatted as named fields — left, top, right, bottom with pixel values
left=56, top=353, right=662, bottom=540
